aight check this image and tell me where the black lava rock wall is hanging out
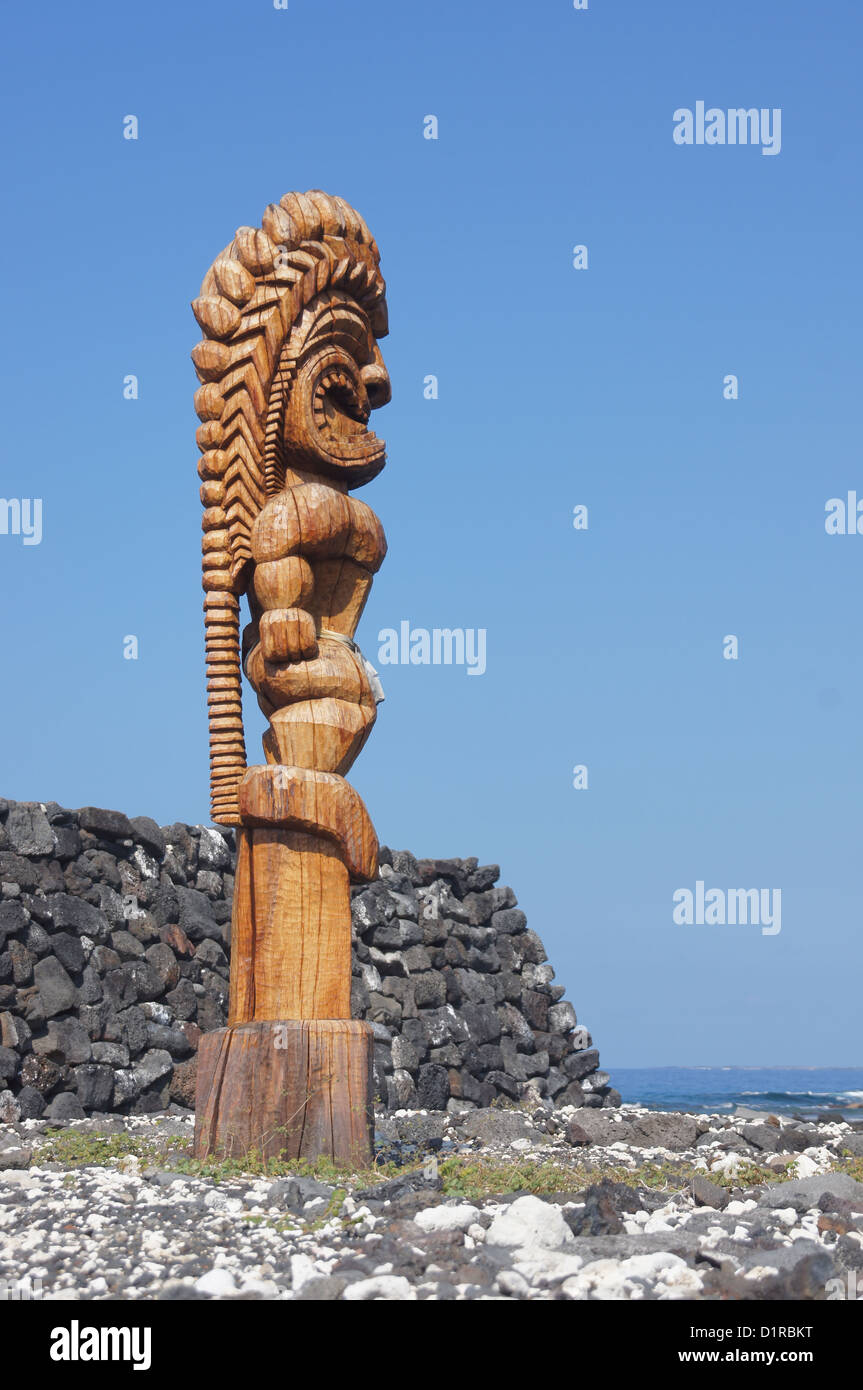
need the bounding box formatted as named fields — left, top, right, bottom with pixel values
left=0, top=800, right=618, bottom=1121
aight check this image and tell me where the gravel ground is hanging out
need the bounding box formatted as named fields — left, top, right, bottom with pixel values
left=1, top=1103, right=861, bottom=1301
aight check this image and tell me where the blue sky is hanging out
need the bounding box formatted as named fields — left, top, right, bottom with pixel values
left=1, top=0, right=860, bottom=1067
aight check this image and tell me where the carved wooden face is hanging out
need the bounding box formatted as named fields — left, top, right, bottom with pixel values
left=281, top=292, right=390, bottom=486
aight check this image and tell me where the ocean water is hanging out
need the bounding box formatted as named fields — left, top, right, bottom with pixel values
left=609, top=1067, right=863, bottom=1120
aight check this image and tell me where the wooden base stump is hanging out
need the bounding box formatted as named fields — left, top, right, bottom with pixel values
left=194, top=1019, right=374, bottom=1166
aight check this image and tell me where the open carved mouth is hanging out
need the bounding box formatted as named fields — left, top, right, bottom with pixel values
left=314, top=367, right=371, bottom=438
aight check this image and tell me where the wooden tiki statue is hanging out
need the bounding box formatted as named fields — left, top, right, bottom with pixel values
left=191, top=191, right=390, bottom=1164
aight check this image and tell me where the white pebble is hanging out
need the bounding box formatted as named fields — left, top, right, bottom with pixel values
left=195, top=1268, right=236, bottom=1297
left=414, top=1204, right=480, bottom=1234
left=486, top=1196, right=575, bottom=1253
left=343, top=1275, right=416, bottom=1301
left=725, top=1199, right=756, bottom=1216
left=290, top=1254, right=318, bottom=1291
left=497, top=1269, right=531, bottom=1299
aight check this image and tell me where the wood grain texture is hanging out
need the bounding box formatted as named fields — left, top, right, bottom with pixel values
left=238, top=765, right=378, bottom=881
left=228, top=826, right=351, bottom=1023
left=194, top=1020, right=374, bottom=1165
left=193, top=190, right=390, bottom=1165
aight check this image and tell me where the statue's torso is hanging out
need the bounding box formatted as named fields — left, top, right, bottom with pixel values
left=243, top=479, right=386, bottom=772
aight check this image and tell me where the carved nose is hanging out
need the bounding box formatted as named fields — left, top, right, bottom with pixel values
left=361, top=362, right=391, bottom=410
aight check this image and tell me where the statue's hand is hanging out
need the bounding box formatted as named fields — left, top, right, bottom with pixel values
left=259, top=608, right=318, bottom=663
